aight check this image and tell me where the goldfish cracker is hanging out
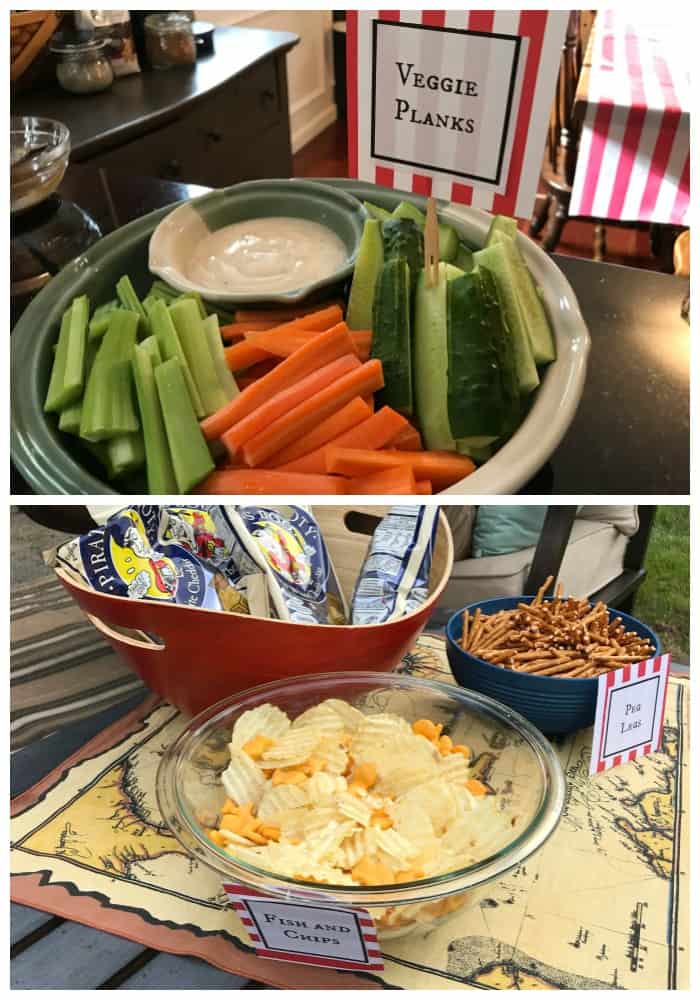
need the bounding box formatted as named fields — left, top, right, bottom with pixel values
left=370, top=810, right=393, bottom=830
left=352, top=762, right=377, bottom=789
left=452, top=744, right=472, bottom=759
left=438, top=735, right=453, bottom=755
left=221, top=798, right=238, bottom=815
left=242, top=734, right=275, bottom=759
left=300, top=756, right=326, bottom=777
left=220, top=813, right=245, bottom=834
left=259, top=825, right=281, bottom=842
left=395, top=867, right=425, bottom=883
left=412, top=718, right=442, bottom=743
left=465, top=778, right=489, bottom=796
left=271, top=768, right=307, bottom=786
left=206, top=829, right=227, bottom=847
left=351, top=855, right=395, bottom=885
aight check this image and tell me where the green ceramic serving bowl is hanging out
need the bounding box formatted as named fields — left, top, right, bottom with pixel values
left=148, top=178, right=368, bottom=304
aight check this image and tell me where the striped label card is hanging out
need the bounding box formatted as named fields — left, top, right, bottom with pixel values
left=590, top=654, right=670, bottom=775
left=223, top=884, right=384, bottom=972
left=347, top=10, right=567, bottom=217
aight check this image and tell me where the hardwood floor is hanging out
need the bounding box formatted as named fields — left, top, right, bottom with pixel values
left=293, top=119, right=668, bottom=272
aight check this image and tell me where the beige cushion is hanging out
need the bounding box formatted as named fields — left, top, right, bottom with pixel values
left=439, top=519, right=629, bottom=607
left=577, top=505, right=639, bottom=536
left=441, top=506, right=476, bottom=560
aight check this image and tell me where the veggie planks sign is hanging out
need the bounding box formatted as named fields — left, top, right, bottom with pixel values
left=347, top=10, right=568, bottom=217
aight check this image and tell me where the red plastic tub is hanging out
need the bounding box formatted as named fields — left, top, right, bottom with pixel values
left=53, top=507, right=453, bottom=716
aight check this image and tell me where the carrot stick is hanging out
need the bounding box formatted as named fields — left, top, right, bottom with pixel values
left=199, top=468, right=350, bottom=495
left=389, top=423, right=423, bottom=450
left=201, top=323, right=357, bottom=442
left=241, top=360, right=384, bottom=467
left=220, top=320, right=278, bottom=342
left=234, top=302, right=345, bottom=325
left=351, top=330, right=372, bottom=362
left=264, top=397, right=371, bottom=467
left=414, top=480, right=433, bottom=495
left=222, top=354, right=362, bottom=459
left=325, top=447, right=476, bottom=490
left=244, top=305, right=343, bottom=343
left=348, top=466, right=417, bottom=495
left=277, top=405, right=407, bottom=475
left=241, top=359, right=279, bottom=381
left=224, top=339, right=271, bottom=372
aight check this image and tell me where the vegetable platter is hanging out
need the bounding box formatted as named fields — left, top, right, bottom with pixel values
left=11, top=179, right=590, bottom=495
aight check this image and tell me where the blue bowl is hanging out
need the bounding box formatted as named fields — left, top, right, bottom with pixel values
left=446, top=597, right=660, bottom=735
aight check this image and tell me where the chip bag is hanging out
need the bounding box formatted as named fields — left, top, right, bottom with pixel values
left=226, top=505, right=349, bottom=625
left=351, top=505, right=439, bottom=624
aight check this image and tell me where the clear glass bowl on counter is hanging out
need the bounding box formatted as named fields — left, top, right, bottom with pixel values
left=10, top=117, right=71, bottom=214
left=156, top=671, right=566, bottom=941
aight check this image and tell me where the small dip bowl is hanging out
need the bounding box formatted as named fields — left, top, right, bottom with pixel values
left=148, top=178, right=369, bottom=305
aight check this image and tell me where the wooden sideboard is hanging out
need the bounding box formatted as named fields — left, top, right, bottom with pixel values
left=12, top=26, right=299, bottom=189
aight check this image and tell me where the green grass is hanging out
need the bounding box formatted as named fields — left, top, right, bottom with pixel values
left=633, top=506, right=689, bottom=662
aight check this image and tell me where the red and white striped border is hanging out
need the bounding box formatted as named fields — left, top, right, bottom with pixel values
left=591, top=654, right=670, bottom=774
left=347, top=10, right=567, bottom=218
left=222, top=884, right=384, bottom=972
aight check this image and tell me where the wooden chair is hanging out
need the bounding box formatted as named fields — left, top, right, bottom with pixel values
left=529, top=11, right=594, bottom=251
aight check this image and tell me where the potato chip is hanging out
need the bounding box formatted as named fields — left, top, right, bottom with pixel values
left=230, top=703, right=290, bottom=751
left=257, top=784, right=308, bottom=821
left=221, top=748, right=267, bottom=807
left=375, top=828, right=420, bottom=866
left=305, top=772, right=347, bottom=804
left=260, top=728, right=320, bottom=768
left=388, top=800, right=437, bottom=850
left=335, top=830, right=366, bottom=870
left=217, top=827, right=255, bottom=847
left=312, top=734, right=348, bottom=775
left=292, top=703, right=346, bottom=735
left=319, top=698, right=366, bottom=731
left=306, top=819, right=356, bottom=862
left=439, top=753, right=472, bottom=785
left=337, top=792, right=373, bottom=827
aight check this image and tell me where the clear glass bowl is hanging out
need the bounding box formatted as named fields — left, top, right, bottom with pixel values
left=156, top=671, right=566, bottom=941
left=10, top=116, right=71, bottom=213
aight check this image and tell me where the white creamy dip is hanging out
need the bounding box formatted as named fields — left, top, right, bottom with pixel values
left=184, top=216, right=348, bottom=294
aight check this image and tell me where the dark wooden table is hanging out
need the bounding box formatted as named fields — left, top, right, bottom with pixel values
left=13, top=26, right=299, bottom=190
left=10, top=164, right=689, bottom=498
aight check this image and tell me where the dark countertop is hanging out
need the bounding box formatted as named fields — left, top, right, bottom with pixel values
left=12, top=26, right=299, bottom=160
left=10, top=165, right=690, bottom=496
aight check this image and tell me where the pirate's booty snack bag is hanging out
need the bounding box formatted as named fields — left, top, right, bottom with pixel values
left=226, top=505, right=349, bottom=625
left=351, top=505, right=439, bottom=625
left=54, top=506, right=254, bottom=613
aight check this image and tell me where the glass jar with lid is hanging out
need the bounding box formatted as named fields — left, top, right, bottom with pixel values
left=144, top=13, right=196, bottom=70
left=50, top=35, right=114, bottom=95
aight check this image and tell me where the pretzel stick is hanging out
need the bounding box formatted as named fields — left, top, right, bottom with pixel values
left=461, top=610, right=470, bottom=650
left=533, top=575, right=554, bottom=606
left=467, top=608, right=484, bottom=651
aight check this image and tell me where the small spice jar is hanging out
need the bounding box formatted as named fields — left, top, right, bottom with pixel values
left=144, top=13, right=196, bottom=70
left=51, top=36, right=114, bottom=95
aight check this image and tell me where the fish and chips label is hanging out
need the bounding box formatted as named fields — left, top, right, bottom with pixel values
left=352, top=506, right=438, bottom=625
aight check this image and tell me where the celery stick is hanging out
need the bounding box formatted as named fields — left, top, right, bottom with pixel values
left=175, top=291, right=207, bottom=319
left=132, top=342, right=177, bottom=494
left=155, top=358, right=215, bottom=493
left=116, top=275, right=150, bottom=338
left=140, top=335, right=163, bottom=367
left=105, top=432, right=145, bottom=479
left=148, top=279, right=179, bottom=303
left=141, top=294, right=160, bottom=316
left=169, top=298, right=228, bottom=416
left=44, top=307, right=73, bottom=413
left=80, top=310, right=140, bottom=441
left=59, top=336, right=100, bottom=435
left=88, top=299, right=120, bottom=341
left=148, top=299, right=204, bottom=417
left=62, top=294, right=90, bottom=400
left=202, top=314, right=239, bottom=401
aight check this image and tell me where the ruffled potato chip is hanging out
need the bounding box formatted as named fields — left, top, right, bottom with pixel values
left=305, top=772, right=347, bottom=804
left=260, top=728, right=320, bottom=768
left=292, top=703, right=346, bottom=735
left=312, top=734, right=349, bottom=775
left=375, top=827, right=420, bottom=866
left=319, top=698, right=366, bottom=731
left=221, top=748, right=267, bottom=807
left=439, top=753, right=472, bottom=785
left=337, top=791, right=373, bottom=827
left=230, top=703, right=290, bottom=751
left=257, top=784, right=308, bottom=821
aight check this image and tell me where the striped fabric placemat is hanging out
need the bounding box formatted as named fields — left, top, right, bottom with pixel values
left=10, top=574, right=146, bottom=750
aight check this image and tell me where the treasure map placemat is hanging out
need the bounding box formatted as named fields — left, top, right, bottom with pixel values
left=11, top=635, right=689, bottom=990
